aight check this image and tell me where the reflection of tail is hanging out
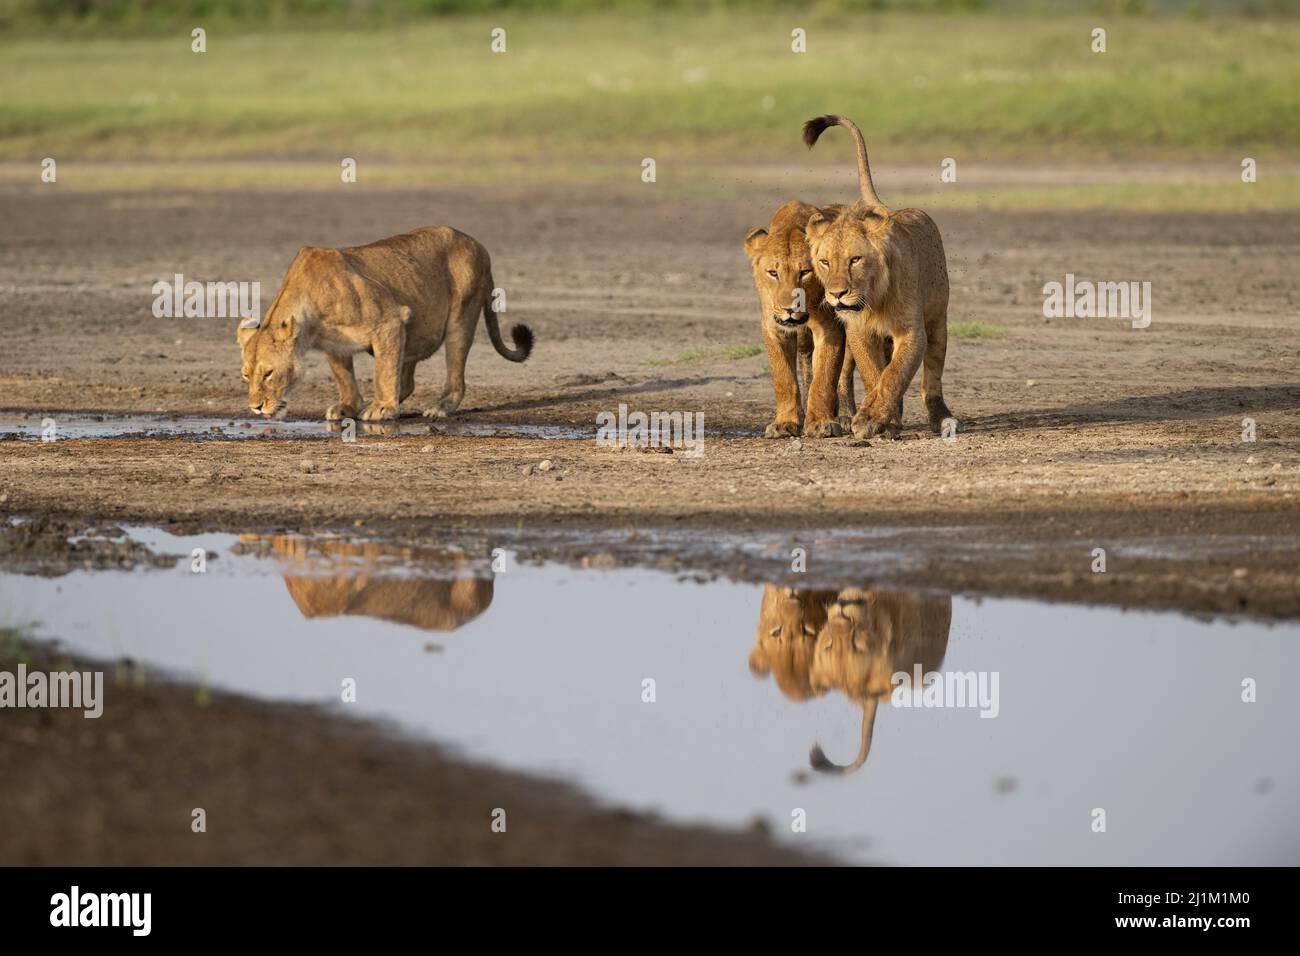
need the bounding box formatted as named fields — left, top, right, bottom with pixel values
left=483, top=271, right=533, bottom=362
left=810, top=698, right=879, bottom=775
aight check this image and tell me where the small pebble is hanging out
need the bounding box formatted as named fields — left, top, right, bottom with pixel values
left=538, top=459, right=554, bottom=472
left=300, top=459, right=318, bottom=474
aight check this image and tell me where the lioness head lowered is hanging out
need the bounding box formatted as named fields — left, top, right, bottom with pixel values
left=237, top=312, right=301, bottom=419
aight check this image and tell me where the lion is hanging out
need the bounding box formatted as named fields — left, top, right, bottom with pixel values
left=282, top=574, right=494, bottom=632
left=748, top=585, right=840, bottom=699
left=802, top=115, right=954, bottom=438
left=237, top=226, right=533, bottom=421
left=744, top=201, right=856, bottom=438
left=747, top=583, right=951, bottom=776
left=243, top=534, right=495, bottom=632
left=806, top=588, right=951, bottom=775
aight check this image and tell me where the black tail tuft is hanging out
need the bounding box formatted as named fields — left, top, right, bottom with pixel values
left=803, top=115, right=838, bottom=149
left=809, top=745, right=837, bottom=772
left=510, top=323, right=534, bottom=361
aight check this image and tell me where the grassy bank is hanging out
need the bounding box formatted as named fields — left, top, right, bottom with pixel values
left=1, top=12, right=1297, bottom=163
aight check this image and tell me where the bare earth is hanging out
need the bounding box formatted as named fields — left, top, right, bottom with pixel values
left=1, top=177, right=1299, bottom=620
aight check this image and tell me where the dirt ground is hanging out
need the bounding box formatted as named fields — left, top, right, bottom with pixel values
left=2, top=174, right=1298, bottom=865
left=2, top=177, right=1298, bottom=614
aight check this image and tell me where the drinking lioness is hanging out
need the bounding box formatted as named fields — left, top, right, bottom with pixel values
left=237, top=226, right=533, bottom=421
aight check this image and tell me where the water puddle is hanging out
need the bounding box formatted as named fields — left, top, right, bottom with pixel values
left=2, top=527, right=1296, bottom=865
left=0, top=413, right=588, bottom=441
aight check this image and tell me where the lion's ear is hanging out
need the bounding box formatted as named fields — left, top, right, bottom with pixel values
left=806, top=212, right=831, bottom=242
left=856, top=203, right=889, bottom=223
left=236, top=316, right=259, bottom=346
left=271, top=313, right=297, bottom=342
left=743, top=227, right=768, bottom=258
left=748, top=646, right=771, bottom=677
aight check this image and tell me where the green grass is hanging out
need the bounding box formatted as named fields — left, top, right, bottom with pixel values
left=948, top=321, right=1008, bottom=339
left=645, top=344, right=764, bottom=365
left=643, top=347, right=711, bottom=367
left=0, top=12, right=1296, bottom=164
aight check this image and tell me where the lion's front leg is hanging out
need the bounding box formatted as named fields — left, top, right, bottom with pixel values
left=362, top=322, right=406, bottom=422
left=852, top=328, right=924, bottom=440
left=836, top=351, right=856, bottom=428
left=804, top=316, right=846, bottom=438
left=325, top=354, right=362, bottom=421
left=763, top=325, right=802, bottom=438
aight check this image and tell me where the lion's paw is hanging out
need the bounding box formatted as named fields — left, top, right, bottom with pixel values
left=325, top=403, right=358, bottom=422
left=423, top=400, right=459, bottom=420
left=764, top=420, right=801, bottom=439
left=361, top=402, right=398, bottom=422
left=805, top=419, right=845, bottom=439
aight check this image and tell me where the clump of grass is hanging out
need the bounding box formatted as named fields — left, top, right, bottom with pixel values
left=949, top=321, right=1007, bottom=340
left=721, top=344, right=763, bottom=360
left=643, top=347, right=710, bottom=367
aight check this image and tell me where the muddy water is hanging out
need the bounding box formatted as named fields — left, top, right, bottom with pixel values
left=2, top=527, right=1296, bottom=865
left=0, top=413, right=588, bottom=441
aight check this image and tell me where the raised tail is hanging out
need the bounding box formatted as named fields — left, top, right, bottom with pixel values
left=483, top=276, right=533, bottom=363
left=802, top=114, right=884, bottom=208
left=809, top=697, right=879, bottom=776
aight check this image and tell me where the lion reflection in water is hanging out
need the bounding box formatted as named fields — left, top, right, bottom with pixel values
left=750, top=585, right=951, bottom=775
left=245, top=535, right=493, bottom=632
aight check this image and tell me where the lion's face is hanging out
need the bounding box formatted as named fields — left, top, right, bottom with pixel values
left=749, top=586, right=835, bottom=700
left=745, top=225, right=824, bottom=328
left=807, top=205, right=892, bottom=319
left=809, top=589, right=896, bottom=701
left=238, top=314, right=301, bottom=418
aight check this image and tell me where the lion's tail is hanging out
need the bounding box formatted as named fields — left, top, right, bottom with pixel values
left=809, top=697, right=879, bottom=776
left=483, top=272, right=533, bottom=363
left=802, top=114, right=884, bottom=208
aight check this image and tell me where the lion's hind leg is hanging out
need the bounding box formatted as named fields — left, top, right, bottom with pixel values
left=921, top=321, right=953, bottom=434
left=423, top=295, right=479, bottom=419
left=399, top=359, right=418, bottom=404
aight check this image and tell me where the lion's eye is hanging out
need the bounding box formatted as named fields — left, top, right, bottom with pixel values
left=798, top=270, right=812, bottom=279
left=818, top=259, right=829, bottom=267
left=262, top=369, right=273, bottom=380
left=241, top=373, right=249, bottom=383
left=766, top=270, right=778, bottom=279
left=850, top=256, right=863, bottom=266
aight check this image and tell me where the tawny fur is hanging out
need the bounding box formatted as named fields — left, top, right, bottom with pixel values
left=744, top=201, right=856, bottom=438
left=803, top=115, right=954, bottom=437
left=747, top=583, right=953, bottom=776
left=237, top=226, right=532, bottom=422
left=250, top=535, right=494, bottom=632
left=807, top=588, right=952, bottom=774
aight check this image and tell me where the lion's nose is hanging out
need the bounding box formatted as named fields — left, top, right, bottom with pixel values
left=828, top=289, right=847, bottom=300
